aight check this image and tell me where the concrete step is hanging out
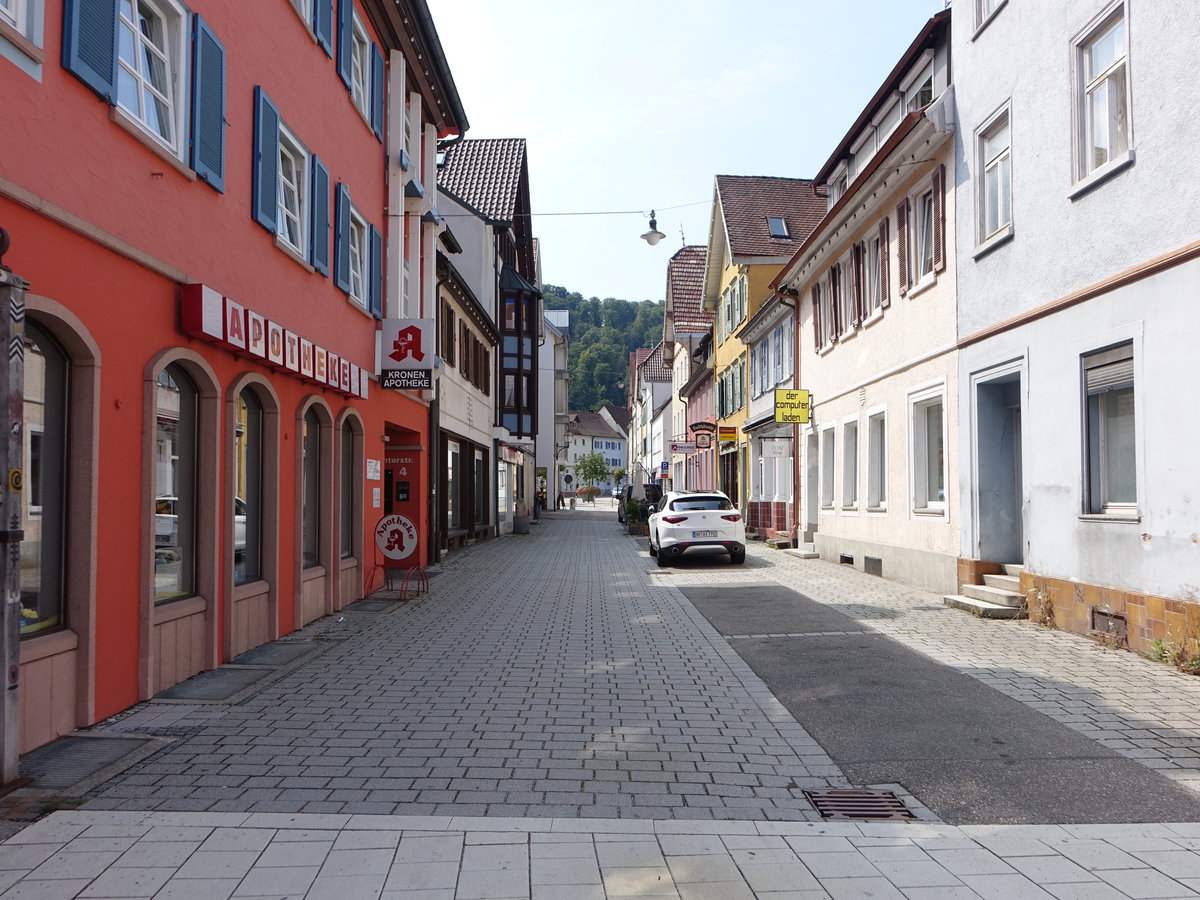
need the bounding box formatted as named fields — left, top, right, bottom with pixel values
left=785, top=543, right=819, bottom=560
left=1002, top=563, right=1026, bottom=577
left=943, top=594, right=1027, bottom=619
left=982, top=573, right=1021, bottom=592
left=961, top=583, right=1025, bottom=608
left=766, top=539, right=793, bottom=550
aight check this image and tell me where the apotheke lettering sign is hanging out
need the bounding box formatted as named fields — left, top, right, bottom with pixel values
left=182, top=284, right=368, bottom=398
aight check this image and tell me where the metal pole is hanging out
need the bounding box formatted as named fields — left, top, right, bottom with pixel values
left=0, top=227, right=26, bottom=784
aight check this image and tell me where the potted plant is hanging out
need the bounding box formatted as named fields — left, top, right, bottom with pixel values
left=624, top=498, right=646, bottom=535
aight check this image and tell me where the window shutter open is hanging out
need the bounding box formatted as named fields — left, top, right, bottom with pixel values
left=896, top=200, right=910, bottom=295
left=63, top=0, right=118, bottom=101
left=829, top=267, right=841, bottom=341
left=370, top=44, right=385, bottom=141
left=333, top=183, right=351, bottom=293
left=811, top=285, right=822, bottom=350
left=190, top=16, right=226, bottom=193
left=369, top=224, right=383, bottom=318
left=879, top=218, right=891, bottom=308
left=251, top=87, right=280, bottom=233
left=932, top=164, right=946, bottom=273
left=309, top=156, right=330, bottom=275
left=851, top=243, right=863, bottom=327
left=336, top=0, right=353, bottom=88
left=313, top=0, right=333, bottom=56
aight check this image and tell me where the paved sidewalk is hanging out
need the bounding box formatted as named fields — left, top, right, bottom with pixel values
left=1, top=506, right=1199, bottom=897
left=7, top=809, right=1200, bottom=899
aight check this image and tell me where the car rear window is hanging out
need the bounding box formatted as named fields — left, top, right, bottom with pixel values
left=670, top=497, right=732, bottom=511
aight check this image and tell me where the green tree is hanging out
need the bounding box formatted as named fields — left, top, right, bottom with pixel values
left=573, top=451, right=610, bottom=494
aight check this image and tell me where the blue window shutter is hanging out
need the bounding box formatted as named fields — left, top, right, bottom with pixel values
left=62, top=0, right=118, bottom=102
left=369, top=224, right=383, bottom=318
left=251, top=86, right=279, bottom=233
left=190, top=15, right=226, bottom=193
left=336, top=0, right=353, bottom=88
left=310, top=157, right=330, bottom=275
left=313, top=0, right=333, bottom=57
left=333, top=183, right=351, bottom=293
left=370, top=43, right=385, bottom=141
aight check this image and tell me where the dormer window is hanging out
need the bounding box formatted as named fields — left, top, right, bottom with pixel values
left=766, top=216, right=790, bottom=239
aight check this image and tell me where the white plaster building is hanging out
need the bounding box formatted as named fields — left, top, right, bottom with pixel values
left=536, top=310, right=569, bottom=511
left=951, top=0, right=1200, bottom=642
left=776, top=10, right=960, bottom=594
left=740, top=294, right=795, bottom=541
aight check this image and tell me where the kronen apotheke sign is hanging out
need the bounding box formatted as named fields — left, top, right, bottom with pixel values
left=380, top=319, right=434, bottom=390
left=774, top=389, right=811, bottom=424
left=182, top=284, right=368, bottom=397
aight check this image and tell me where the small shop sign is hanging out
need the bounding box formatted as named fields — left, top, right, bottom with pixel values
left=380, top=319, right=434, bottom=390
left=774, top=389, right=811, bottom=424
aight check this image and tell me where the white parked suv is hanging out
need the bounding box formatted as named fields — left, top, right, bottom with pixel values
left=647, top=490, right=745, bottom=566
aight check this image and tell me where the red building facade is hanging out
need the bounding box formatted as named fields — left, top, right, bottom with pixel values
left=0, top=0, right=464, bottom=752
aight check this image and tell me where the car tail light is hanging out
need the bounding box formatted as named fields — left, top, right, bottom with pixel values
left=662, top=515, right=688, bottom=524
left=721, top=513, right=742, bottom=522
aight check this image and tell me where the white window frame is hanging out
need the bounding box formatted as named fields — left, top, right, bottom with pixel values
left=975, top=0, right=1007, bottom=34
left=820, top=426, right=835, bottom=509
left=909, top=384, right=947, bottom=515
left=842, top=418, right=859, bottom=510
left=766, top=216, right=789, bottom=238
left=0, top=0, right=24, bottom=32
left=1073, top=2, right=1132, bottom=186
left=837, top=256, right=855, bottom=337
left=865, top=234, right=882, bottom=317
left=347, top=206, right=369, bottom=308
left=276, top=125, right=309, bottom=255
left=115, top=0, right=187, bottom=156
left=911, top=187, right=936, bottom=284
left=900, top=52, right=935, bottom=112
left=289, top=0, right=313, bottom=25
left=1082, top=342, right=1138, bottom=517
left=977, top=103, right=1013, bottom=248
left=866, top=409, right=887, bottom=511
left=350, top=13, right=371, bottom=120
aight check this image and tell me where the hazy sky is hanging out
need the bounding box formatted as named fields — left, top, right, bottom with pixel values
left=428, top=1, right=946, bottom=303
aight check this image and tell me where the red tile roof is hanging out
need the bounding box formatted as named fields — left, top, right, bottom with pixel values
left=568, top=411, right=623, bottom=440
left=715, top=175, right=826, bottom=258
left=667, top=245, right=711, bottom=333
left=438, top=139, right=528, bottom=222
left=639, top=341, right=671, bottom=382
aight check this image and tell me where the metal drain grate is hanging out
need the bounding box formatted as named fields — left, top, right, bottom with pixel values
left=803, top=789, right=917, bottom=821
left=21, top=736, right=154, bottom=789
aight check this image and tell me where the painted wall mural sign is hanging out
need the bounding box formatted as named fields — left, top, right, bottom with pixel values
left=182, top=284, right=368, bottom=398
left=374, top=513, right=418, bottom=561
left=380, top=318, right=434, bottom=390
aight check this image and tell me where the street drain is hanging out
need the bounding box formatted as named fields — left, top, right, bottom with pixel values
left=803, top=789, right=917, bottom=821
left=21, top=735, right=156, bottom=790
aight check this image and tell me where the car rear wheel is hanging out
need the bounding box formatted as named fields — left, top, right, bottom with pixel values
left=729, top=549, right=746, bottom=565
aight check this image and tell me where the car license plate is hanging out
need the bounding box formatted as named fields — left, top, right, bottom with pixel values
left=692, top=530, right=718, bottom=538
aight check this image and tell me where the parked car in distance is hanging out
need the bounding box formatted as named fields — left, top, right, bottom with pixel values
left=648, top=490, right=745, bottom=566
left=616, top=483, right=663, bottom=523
left=612, top=488, right=621, bottom=498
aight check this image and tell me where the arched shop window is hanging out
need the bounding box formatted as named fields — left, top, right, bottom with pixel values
left=154, top=363, right=199, bottom=603
left=20, top=322, right=68, bottom=636
left=339, top=420, right=356, bottom=559
left=234, top=388, right=264, bottom=583
left=302, top=407, right=321, bottom=567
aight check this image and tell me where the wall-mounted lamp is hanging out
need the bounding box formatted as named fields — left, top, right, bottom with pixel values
left=640, top=211, right=666, bottom=247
